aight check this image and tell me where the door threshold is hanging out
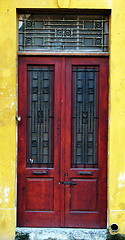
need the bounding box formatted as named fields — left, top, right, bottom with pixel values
left=16, top=227, right=107, bottom=240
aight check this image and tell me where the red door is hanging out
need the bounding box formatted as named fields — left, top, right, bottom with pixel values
left=18, top=56, right=108, bottom=228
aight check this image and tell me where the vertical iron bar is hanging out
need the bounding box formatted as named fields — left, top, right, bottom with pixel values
left=81, top=69, right=84, bottom=166
left=94, top=68, right=97, bottom=165
left=84, top=68, right=87, bottom=166
left=30, top=69, right=33, bottom=162
left=38, top=69, right=41, bottom=163
left=75, top=68, right=77, bottom=164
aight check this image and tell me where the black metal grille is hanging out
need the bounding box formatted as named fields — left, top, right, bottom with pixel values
left=27, top=65, right=54, bottom=167
left=72, top=66, right=98, bottom=167
left=19, top=14, right=109, bottom=52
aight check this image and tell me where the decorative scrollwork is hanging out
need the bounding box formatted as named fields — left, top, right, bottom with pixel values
left=56, top=29, right=63, bottom=37
left=43, top=141, right=49, bottom=147
left=76, top=141, right=82, bottom=148
left=88, top=88, right=94, bottom=94
left=32, top=87, right=38, bottom=93
left=19, top=15, right=109, bottom=52
left=32, top=140, right=37, bottom=147
left=95, top=21, right=102, bottom=29
left=95, top=38, right=102, bottom=45
left=26, top=21, right=33, bottom=28
left=88, top=142, right=93, bottom=148
left=77, top=88, right=83, bottom=94
left=56, top=29, right=73, bottom=37
left=64, top=29, right=72, bottom=37
left=25, top=37, right=32, bottom=45
left=43, top=87, right=49, bottom=94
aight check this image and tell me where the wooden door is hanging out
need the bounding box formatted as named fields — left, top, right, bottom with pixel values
left=64, top=57, right=108, bottom=228
left=18, top=56, right=108, bottom=228
left=18, top=57, right=62, bottom=227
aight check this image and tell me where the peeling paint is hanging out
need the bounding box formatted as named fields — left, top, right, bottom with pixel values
left=57, top=0, right=71, bottom=8
left=0, top=187, right=10, bottom=203
left=118, top=173, right=125, bottom=189
left=0, top=0, right=125, bottom=239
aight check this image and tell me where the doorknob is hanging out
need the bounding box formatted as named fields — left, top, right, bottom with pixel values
left=16, top=115, right=22, bottom=122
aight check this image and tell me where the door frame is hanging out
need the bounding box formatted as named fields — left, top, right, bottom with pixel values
left=17, top=55, right=108, bottom=228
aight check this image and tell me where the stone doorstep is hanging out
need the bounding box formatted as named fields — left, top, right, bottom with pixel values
left=16, top=228, right=107, bottom=240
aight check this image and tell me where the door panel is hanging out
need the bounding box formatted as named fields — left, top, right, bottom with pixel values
left=64, top=57, right=108, bottom=228
left=70, top=179, right=98, bottom=211
left=25, top=178, right=54, bottom=211
left=18, top=56, right=108, bottom=228
left=18, top=57, right=61, bottom=227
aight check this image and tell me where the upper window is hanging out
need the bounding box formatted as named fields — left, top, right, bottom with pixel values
left=18, top=14, right=109, bottom=53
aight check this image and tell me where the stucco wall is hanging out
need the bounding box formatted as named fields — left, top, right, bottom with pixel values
left=109, top=0, right=125, bottom=233
left=0, top=0, right=125, bottom=239
left=0, top=7, right=17, bottom=240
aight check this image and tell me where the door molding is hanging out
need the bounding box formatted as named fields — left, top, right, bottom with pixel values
left=17, top=56, right=108, bottom=228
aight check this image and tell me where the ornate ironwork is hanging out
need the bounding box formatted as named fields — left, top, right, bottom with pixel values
left=18, top=14, right=109, bottom=52
left=25, top=37, right=32, bottom=45
left=27, top=66, right=54, bottom=167
left=72, top=66, right=98, bottom=167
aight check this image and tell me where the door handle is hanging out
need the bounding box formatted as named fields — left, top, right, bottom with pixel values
left=16, top=115, right=22, bottom=122
left=78, top=171, right=93, bottom=176
left=32, top=171, right=48, bottom=175
left=59, top=181, right=77, bottom=185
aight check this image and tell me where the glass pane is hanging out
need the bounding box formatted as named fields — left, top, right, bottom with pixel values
left=71, top=66, right=98, bottom=168
left=27, top=65, right=54, bottom=168
left=18, top=14, right=109, bottom=52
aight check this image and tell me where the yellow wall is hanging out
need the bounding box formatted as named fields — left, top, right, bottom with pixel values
left=109, top=0, right=125, bottom=233
left=0, top=0, right=125, bottom=239
left=0, top=6, right=17, bottom=240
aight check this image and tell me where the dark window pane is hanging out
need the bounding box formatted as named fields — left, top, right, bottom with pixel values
left=18, top=14, right=109, bottom=52
left=27, top=66, right=54, bottom=168
left=72, top=66, right=98, bottom=168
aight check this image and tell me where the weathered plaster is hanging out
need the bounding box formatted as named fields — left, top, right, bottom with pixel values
left=0, top=0, right=125, bottom=239
left=108, top=0, right=125, bottom=233
left=0, top=187, right=10, bottom=204
left=57, top=0, right=71, bottom=8
left=118, top=173, right=125, bottom=189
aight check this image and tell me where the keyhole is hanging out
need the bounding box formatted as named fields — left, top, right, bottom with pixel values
left=64, top=173, right=68, bottom=176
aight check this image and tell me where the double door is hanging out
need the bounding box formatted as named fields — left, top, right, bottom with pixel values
left=18, top=56, right=108, bottom=228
